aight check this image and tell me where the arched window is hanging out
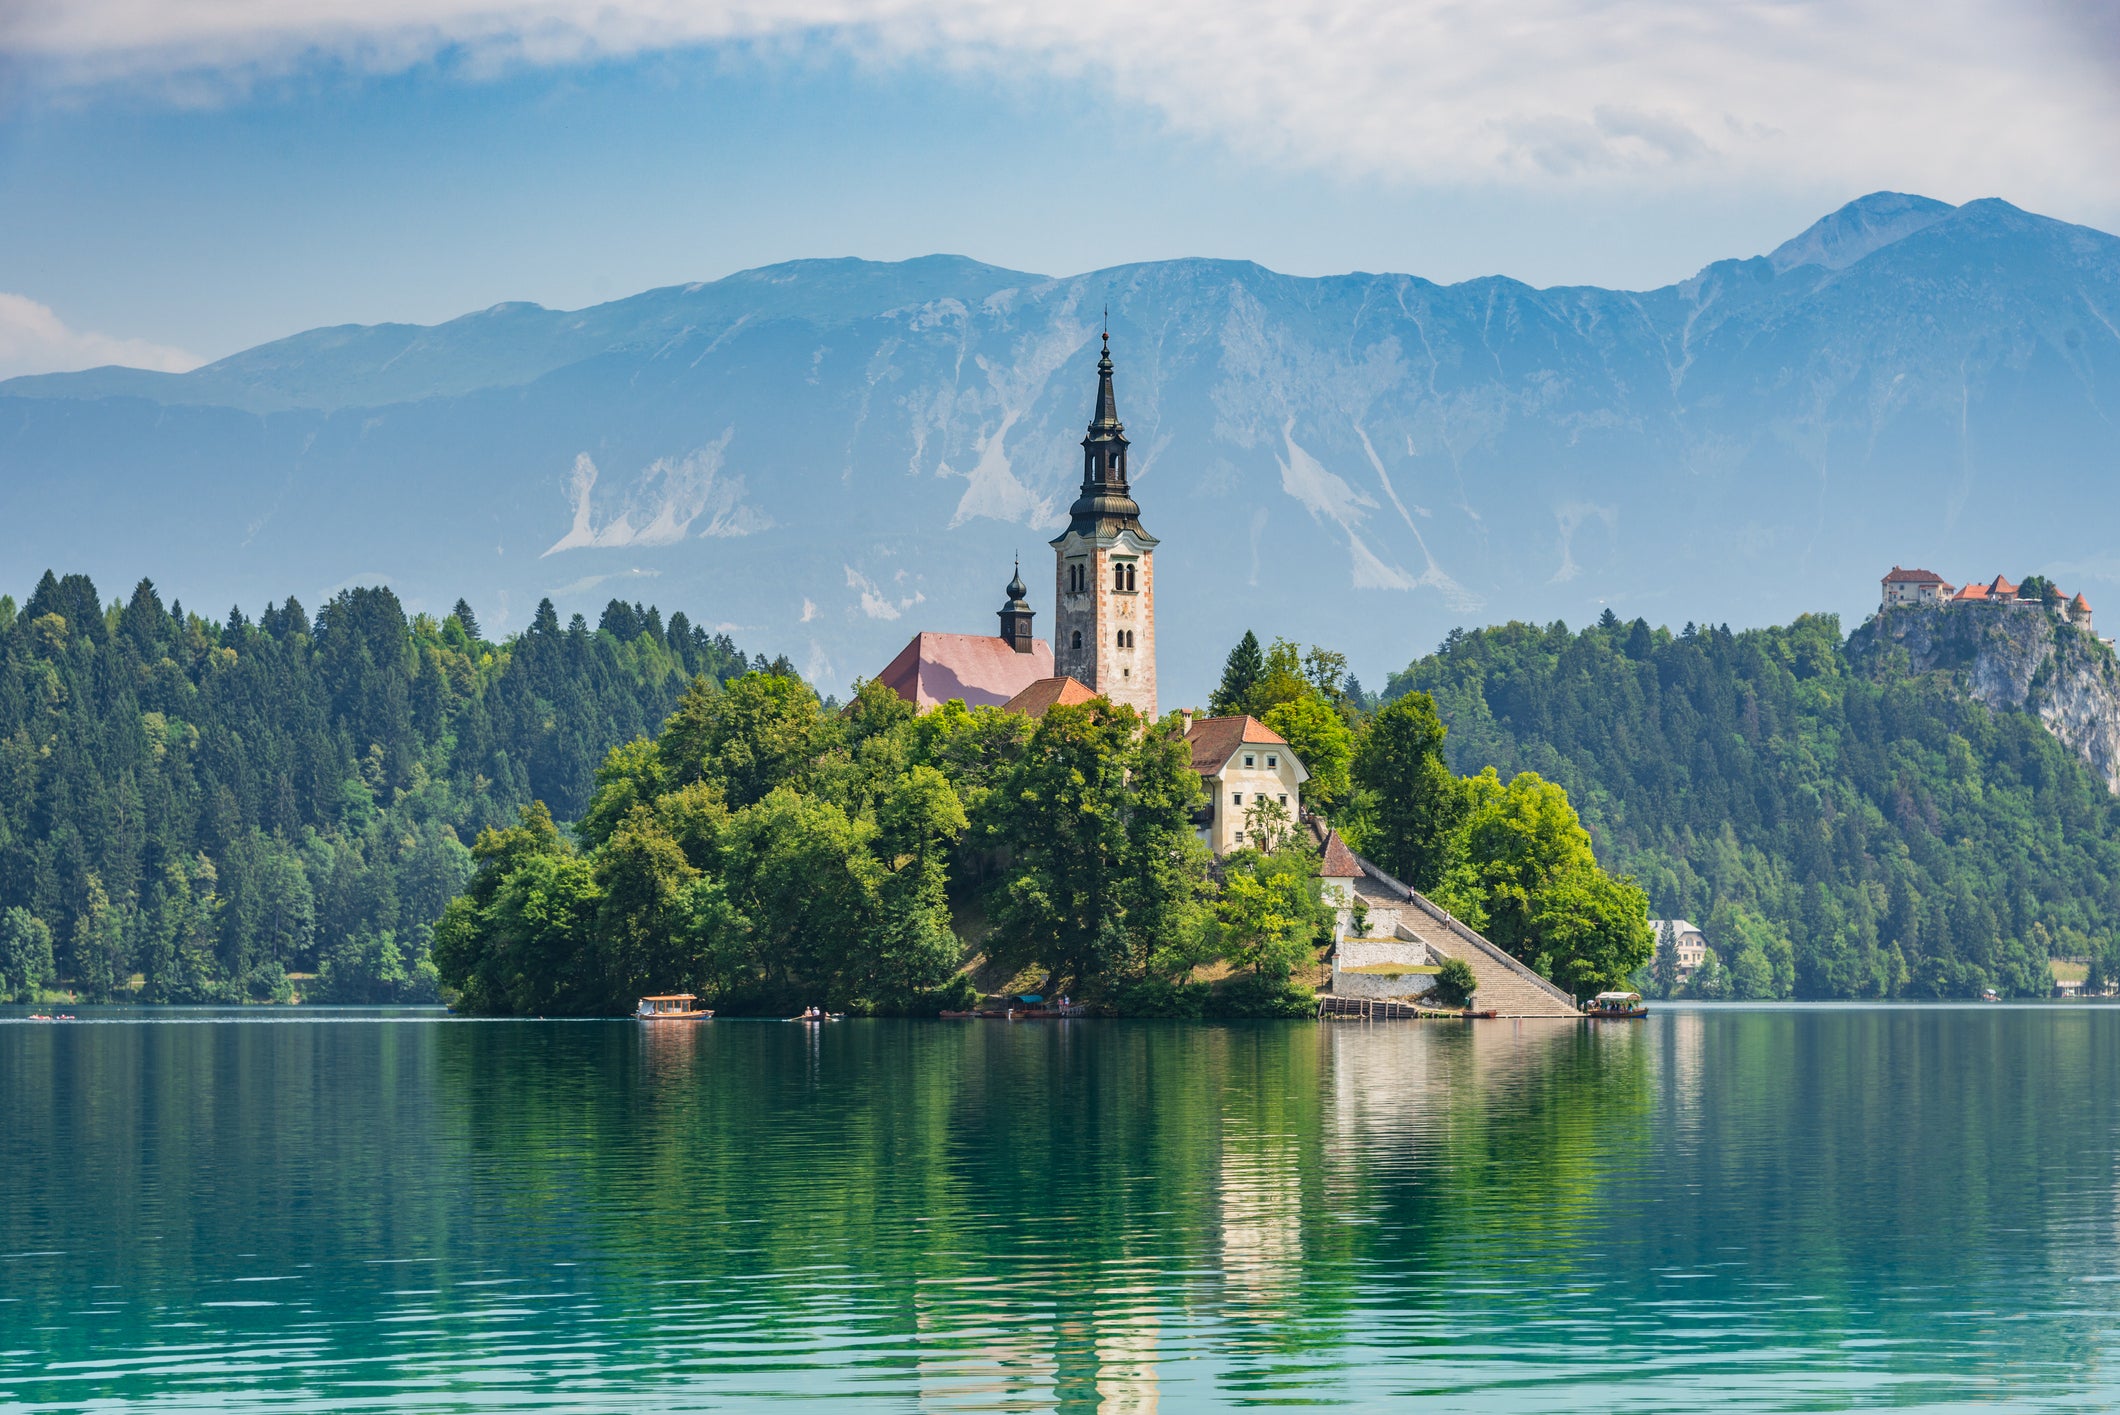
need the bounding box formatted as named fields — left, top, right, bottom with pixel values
left=1126, top=564, right=1137, bottom=591
left=1113, top=564, right=1125, bottom=592
left=1071, top=630, right=1082, bottom=650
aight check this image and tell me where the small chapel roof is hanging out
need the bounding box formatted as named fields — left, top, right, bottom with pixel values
left=876, top=631, right=1054, bottom=710
left=1003, top=675, right=1098, bottom=718
left=1320, top=830, right=1363, bottom=880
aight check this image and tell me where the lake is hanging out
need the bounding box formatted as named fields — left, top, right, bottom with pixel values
left=3, top=1006, right=2117, bottom=1411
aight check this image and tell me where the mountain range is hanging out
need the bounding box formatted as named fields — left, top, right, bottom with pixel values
left=4, top=191, right=2118, bottom=700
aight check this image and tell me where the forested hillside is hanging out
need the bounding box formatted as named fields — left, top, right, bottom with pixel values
left=0, top=571, right=773, bottom=1004
left=1390, top=613, right=2120, bottom=998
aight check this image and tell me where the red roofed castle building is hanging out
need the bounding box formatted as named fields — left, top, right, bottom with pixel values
left=1881, top=566, right=2094, bottom=634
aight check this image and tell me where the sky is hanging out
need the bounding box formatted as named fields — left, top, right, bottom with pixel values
left=2, top=0, right=2118, bottom=377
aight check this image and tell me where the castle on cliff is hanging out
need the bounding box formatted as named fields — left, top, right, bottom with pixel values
left=1881, top=567, right=2094, bottom=633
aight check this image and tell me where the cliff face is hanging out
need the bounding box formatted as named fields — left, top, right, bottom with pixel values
left=1852, top=603, right=2120, bottom=791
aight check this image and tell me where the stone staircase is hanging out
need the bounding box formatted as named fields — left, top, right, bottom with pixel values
left=1412, top=926, right=1580, bottom=1018
left=1312, top=820, right=1579, bottom=1018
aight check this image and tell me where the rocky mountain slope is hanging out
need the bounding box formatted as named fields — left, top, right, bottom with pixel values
left=4, top=193, right=2118, bottom=701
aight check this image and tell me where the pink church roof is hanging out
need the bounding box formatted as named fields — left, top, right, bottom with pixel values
left=875, top=632, right=1054, bottom=710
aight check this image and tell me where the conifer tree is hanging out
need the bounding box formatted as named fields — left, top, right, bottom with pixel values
left=1211, top=631, right=1264, bottom=716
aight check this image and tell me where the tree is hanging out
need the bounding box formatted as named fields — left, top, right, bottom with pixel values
left=1432, top=770, right=1652, bottom=995
left=1212, top=849, right=1328, bottom=981
left=1652, top=919, right=1679, bottom=998
left=660, top=671, right=835, bottom=807
left=1248, top=639, right=1312, bottom=717
left=1346, top=690, right=1466, bottom=890
left=0, top=908, right=55, bottom=1002
left=69, top=876, right=125, bottom=1002
left=1302, top=646, right=1349, bottom=702
left=1263, top=694, right=1353, bottom=812
left=1690, top=945, right=1730, bottom=1000
left=985, top=701, right=1208, bottom=994
left=1432, top=956, right=1477, bottom=1008
left=1211, top=631, right=1264, bottom=716
left=433, top=803, right=604, bottom=1015
left=1243, top=793, right=1299, bottom=853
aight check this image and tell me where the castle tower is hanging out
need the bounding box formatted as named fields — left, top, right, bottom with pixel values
left=1051, top=331, right=1157, bottom=718
left=997, top=558, right=1036, bottom=653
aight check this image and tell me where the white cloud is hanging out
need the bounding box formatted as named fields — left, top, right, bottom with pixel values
left=799, top=597, right=819, bottom=623
left=3, top=2, right=2116, bottom=201
left=845, top=564, right=923, bottom=621
left=0, top=292, right=200, bottom=379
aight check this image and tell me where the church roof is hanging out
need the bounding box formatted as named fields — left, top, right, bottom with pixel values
left=1320, top=830, right=1362, bottom=880
left=1002, top=675, right=1098, bottom=718
left=1882, top=566, right=1947, bottom=584
left=875, top=632, right=1054, bottom=710
left=1184, top=715, right=1299, bottom=778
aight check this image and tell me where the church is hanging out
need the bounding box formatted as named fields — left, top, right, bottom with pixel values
left=873, top=330, right=1287, bottom=852
left=874, top=329, right=1160, bottom=719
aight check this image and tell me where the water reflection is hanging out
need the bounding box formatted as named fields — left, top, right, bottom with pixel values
left=3, top=1010, right=2120, bottom=1410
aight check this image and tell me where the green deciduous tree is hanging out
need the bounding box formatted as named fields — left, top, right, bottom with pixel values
left=1432, top=770, right=1652, bottom=995
left=1346, top=690, right=1467, bottom=891
left=1262, top=694, right=1353, bottom=812
left=1212, top=848, right=1329, bottom=981
left=985, top=702, right=1208, bottom=995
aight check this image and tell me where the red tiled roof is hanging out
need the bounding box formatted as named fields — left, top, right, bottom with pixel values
left=1001, top=675, right=1098, bottom=718
left=1882, top=566, right=1946, bottom=584
left=875, top=632, right=1054, bottom=710
left=2074, top=593, right=2093, bottom=610
left=1989, top=575, right=2018, bottom=596
left=1953, top=582, right=1990, bottom=601
left=1183, top=715, right=1292, bottom=776
left=1320, top=830, right=1362, bottom=879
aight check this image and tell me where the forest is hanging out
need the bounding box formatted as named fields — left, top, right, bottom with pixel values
left=0, top=570, right=774, bottom=1004
left=1391, top=611, right=2120, bottom=997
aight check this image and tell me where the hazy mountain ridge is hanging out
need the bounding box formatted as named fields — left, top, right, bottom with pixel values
left=4, top=193, right=2117, bottom=701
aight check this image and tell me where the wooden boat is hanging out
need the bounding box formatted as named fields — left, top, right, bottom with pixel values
left=1583, top=991, right=1647, bottom=1019
left=786, top=1011, right=846, bottom=1022
left=635, top=993, right=712, bottom=1021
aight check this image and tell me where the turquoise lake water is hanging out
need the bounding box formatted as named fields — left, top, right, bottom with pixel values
left=3, top=1006, right=2119, bottom=1411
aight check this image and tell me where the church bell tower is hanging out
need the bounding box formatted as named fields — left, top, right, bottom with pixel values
left=1051, top=330, right=1157, bottom=719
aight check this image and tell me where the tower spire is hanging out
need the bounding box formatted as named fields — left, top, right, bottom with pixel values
left=998, top=553, right=1035, bottom=653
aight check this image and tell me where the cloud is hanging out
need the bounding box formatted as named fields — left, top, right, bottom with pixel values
left=845, top=564, right=921, bottom=621
left=0, top=292, right=200, bottom=379
left=4, top=1, right=2116, bottom=200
